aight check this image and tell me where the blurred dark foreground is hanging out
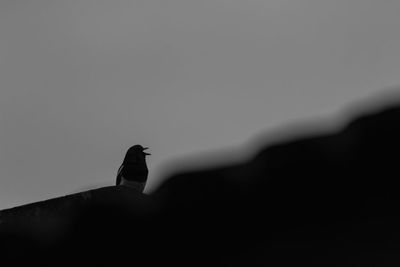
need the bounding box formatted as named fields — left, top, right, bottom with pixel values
left=3, top=90, right=400, bottom=266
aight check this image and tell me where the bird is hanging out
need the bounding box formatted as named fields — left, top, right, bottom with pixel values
left=116, top=145, right=151, bottom=193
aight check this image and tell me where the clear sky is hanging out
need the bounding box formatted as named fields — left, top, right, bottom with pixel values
left=1, top=0, right=400, bottom=209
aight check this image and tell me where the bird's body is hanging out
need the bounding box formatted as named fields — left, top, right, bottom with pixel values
left=116, top=145, right=150, bottom=193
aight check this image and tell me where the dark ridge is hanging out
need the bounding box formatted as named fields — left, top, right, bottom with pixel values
left=2, top=91, right=400, bottom=266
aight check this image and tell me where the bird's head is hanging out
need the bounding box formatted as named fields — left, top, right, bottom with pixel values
left=123, top=145, right=151, bottom=164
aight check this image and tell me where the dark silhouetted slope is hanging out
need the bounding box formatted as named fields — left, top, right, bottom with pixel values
left=0, top=186, right=156, bottom=266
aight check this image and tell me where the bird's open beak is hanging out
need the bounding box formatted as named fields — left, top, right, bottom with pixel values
left=143, top=147, right=151, bottom=155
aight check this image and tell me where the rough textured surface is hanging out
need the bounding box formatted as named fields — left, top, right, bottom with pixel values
left=3, top=98, right=400, bottom=266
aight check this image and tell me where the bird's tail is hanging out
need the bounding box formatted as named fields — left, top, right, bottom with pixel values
left=116, top=164, right=124, bottom=185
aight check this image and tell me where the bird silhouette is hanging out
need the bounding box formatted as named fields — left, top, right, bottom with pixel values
left=116, top=145, right=151, bottom=192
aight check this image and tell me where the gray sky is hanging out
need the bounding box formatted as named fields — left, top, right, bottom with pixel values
left=1, top=0, right=400, bottom=209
